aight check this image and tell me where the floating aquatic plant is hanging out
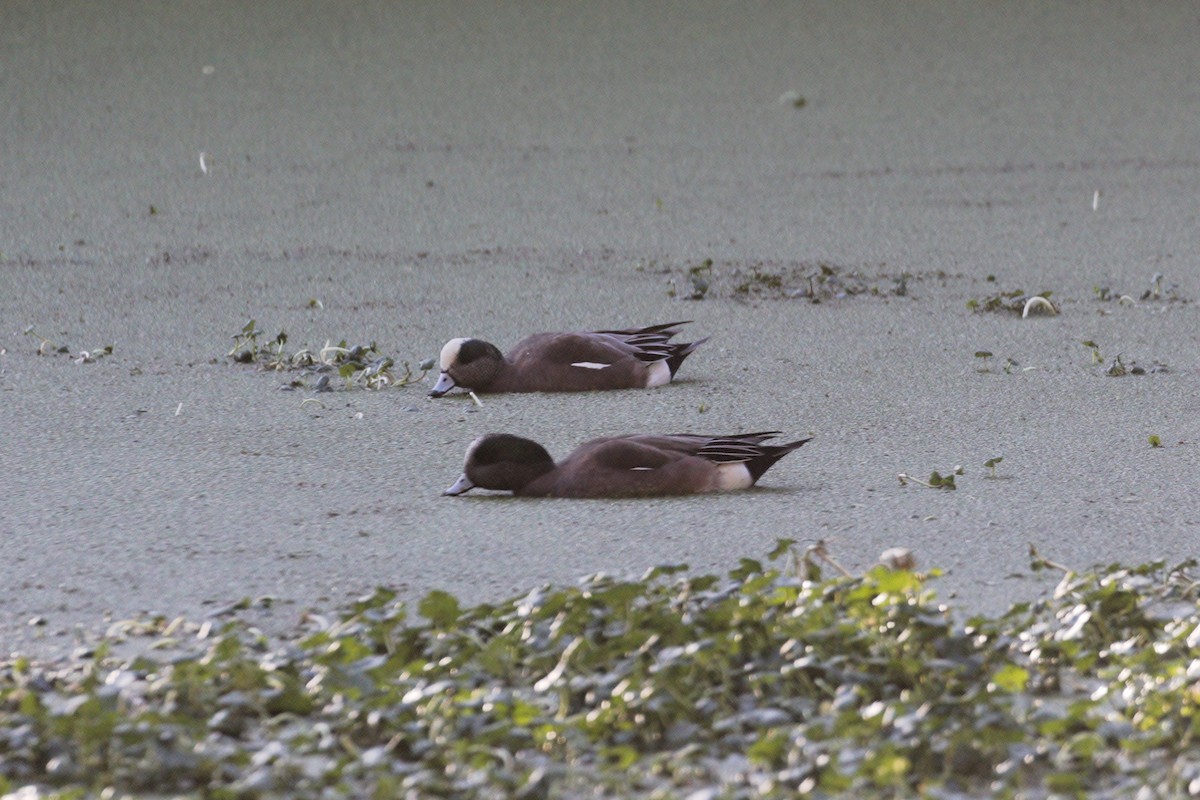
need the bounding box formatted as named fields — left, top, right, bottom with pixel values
left=1094, top=273, right=1189, bottom=306
left=967, top=287, right=1059, bottom=316
left=897, top=465, right=963, bottom=490
left=226, top=320, right=431, bottom=391
left=666, top=260, right=924, bottom=302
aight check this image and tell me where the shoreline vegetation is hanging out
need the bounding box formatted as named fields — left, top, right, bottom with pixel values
left=3, top=543, right=1196, bottom=798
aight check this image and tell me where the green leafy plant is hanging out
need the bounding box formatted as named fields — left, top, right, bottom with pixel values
left=984, top=456, right=1003, bottom=477
left=226, top=320, right=431, bottom=390
left=1149, top=435, right=1162, bottom=448
left=6, top=548, right=1200, bottom=798
left=897, top=464, right=963, bottom=489
left=227, top=318, right=266, bottom=362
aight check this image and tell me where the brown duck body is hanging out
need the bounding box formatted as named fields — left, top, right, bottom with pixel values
left=429, top=322, right=708, bottom=396
left=443, top=432, right=812, bottom=498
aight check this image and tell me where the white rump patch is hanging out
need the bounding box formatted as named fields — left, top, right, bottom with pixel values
left=571, top=361, right=611, bottom=370
left=440, top=338, right=468, bottom=370
left=715, top=462, right=754, bottom=491
left=645, top=360, right=672, bottom=387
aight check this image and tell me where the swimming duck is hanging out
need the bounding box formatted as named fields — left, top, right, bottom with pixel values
left=443, top=431, right=811, bottom=498
left=428, top=321, right=708, bottom=397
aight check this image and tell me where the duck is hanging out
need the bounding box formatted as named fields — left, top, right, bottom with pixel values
left=428, top=321, right=708, bottom=397
left=443, top=431, right=812, bottom=498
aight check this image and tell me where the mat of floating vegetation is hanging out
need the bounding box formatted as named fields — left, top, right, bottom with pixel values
left=226, top=319, right=433, bottom=391
left=3, top=545, right=1198, bottom=798
left=660, top=259, right=957, bottom=302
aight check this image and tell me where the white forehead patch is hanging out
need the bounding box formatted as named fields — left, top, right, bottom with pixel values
left=571, top=361, right=611, bottom=370
left=440, top=338, right=468, bottom=370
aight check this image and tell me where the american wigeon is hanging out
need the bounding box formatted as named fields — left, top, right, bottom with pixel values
left=443, top=431, right=812, bottom=498
left=428, top=321, right=708, bottom=397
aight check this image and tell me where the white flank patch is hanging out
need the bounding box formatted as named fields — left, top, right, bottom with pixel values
left=440, top=338, right=468, bottom=370
left=715, top=462, right=754, bottom=491
left=630, top=466, right=653, bottom=471
left=571, top=361, right=611, bottom=370
left=645, top=360, right=672, bottom=387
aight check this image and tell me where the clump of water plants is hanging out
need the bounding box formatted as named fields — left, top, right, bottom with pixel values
left=1081, top=341, right=1167, bottom=377
left=1094, top=273, right=1189, bottom=305
left=226, top=319, right=431, bottom=390
left=23, top=325, right=113, bottom=363
left=668, top=260, right=923, bottom=302
left=897, top=464, right=963, bottom=489
left=761, top=262, right=912, bottom=303
left=967, top=286, right=1059, bottom=316
left=1101, top=354, right=1167, bottom=377
left=3, top=546, right=1200, bottom=798
left=1092, top=286, right=1138, bottom=305
left=733, top=266, right=785, bottom=295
